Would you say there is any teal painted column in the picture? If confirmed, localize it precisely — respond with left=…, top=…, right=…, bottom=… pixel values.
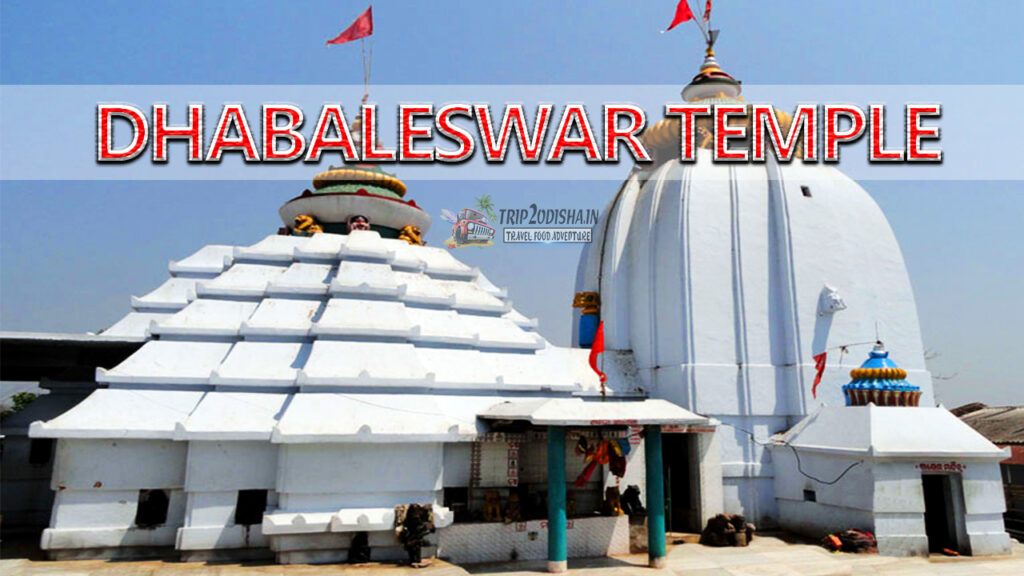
left=547, top=427, right=567, bottom=573
left=645, top=425, right=667, bottom=568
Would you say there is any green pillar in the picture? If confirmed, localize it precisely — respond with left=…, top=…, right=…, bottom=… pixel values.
left=547, top=427, right=567, bottom=573
left=645, top=425, right=667, bottom=568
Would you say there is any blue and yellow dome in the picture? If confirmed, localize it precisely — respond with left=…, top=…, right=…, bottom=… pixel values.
left=842, top=343, right=922, bottom=407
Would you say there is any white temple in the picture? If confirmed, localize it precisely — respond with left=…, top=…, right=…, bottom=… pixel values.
left=26, top=162, right=712, bottom=567
left=21, top=46, right=1013, bottom=565
left=574, top=116, right=934, bottom=525
left=571, top=48, right=1011, bottom=556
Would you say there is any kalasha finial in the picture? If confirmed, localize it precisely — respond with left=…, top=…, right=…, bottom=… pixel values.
left=681, top=35, right=741, bottom=102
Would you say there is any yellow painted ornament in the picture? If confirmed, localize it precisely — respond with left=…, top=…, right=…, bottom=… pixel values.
left=399, top=225, right=425, bottom=246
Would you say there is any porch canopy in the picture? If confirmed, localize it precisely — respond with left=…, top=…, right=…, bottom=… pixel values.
left=478, top=397, right=710, bottom=428
left=478, top=396, right=712, bottom=573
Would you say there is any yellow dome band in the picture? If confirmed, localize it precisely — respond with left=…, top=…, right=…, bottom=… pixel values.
left=849, top=367, right=907, bottom=380
left=312, top=168, right=408, bottom=197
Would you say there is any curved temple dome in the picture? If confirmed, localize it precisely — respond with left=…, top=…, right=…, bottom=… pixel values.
left=574, top=49, right=934, bottom=523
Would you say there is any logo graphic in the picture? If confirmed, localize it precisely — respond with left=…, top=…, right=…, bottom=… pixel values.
left=441, top=195, right=497, bottom=249
left=442, top=195, right=599, bottom=247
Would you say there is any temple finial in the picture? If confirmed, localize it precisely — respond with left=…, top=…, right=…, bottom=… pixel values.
left=706, top=29, right=720, bottom=54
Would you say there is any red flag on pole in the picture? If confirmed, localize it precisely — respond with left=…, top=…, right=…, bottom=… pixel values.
left=589, top=321, right=608, bottom=384
left=703, top=0, right=712, bottom=23
left=327, top=6, right=373, bottom=45
left=811, top=352, right=827, bottom=398
left=666, top=1, right=696, bottom=32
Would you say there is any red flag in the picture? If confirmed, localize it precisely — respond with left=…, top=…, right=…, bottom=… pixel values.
left=327, top=6, right=373, bottom=45
left=589, top=321, right=607, bottom=384
left=811, top=352, right=827, bottom=398
left=666, top=1, right=695, bottom=32
left=703, top=0, right=712, bottom=23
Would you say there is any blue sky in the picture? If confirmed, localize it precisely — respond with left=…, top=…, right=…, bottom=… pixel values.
left=2, top=1, right=1022, bottom=407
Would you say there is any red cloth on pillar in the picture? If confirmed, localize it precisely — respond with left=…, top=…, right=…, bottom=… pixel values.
left=812, top=352, right=827, bottom=398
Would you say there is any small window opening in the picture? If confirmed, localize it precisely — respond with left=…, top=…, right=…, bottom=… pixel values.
left=134, top=489, right=170, bottom=528
left=444, top=487, right=470, bottom=523
left=801, top=185, right=812, bottom=198
left=349, top=531, right=372, bottom=563
left=28, top=438, right=54, bottom=466
left=803, top=489, right=817, bottom=502
left=234, top=489, right=268, bottom=526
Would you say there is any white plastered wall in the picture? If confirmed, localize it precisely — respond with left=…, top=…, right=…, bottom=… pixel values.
left=176, top=440, right=279, bottom=551
left=772, top=450, right=1011, bottom=557
left=772, top=449, right=875, bottom=539
left=959, top=460, right=1012, bottom=556
left=275, top=443, right=443, bottom=511
left=42, top=438, right=188, bottom=551
left=266, top=442, right=444, bottom=563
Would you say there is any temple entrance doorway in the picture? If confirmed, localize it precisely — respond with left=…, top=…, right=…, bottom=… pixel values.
left=922, top=473, right=970, bottom=555
left=662, top=432, right=701, bottom=533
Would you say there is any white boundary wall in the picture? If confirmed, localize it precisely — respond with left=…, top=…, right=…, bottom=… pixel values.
left=438, top=516, right=628, bottom=564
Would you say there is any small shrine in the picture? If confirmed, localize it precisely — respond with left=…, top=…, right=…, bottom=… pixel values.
left=771, top=346, right=1008, bottom=556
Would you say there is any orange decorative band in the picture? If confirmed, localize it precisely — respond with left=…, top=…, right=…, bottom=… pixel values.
left=849, top=367, right=907, bottom=380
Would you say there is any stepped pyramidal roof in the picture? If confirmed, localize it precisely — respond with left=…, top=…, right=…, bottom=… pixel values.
left=33, top=230, right=608, bottom=443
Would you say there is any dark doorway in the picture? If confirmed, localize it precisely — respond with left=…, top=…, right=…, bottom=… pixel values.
left=663, top=433, right=700, bottom=532
left=922, top=474, right=967, bottom=554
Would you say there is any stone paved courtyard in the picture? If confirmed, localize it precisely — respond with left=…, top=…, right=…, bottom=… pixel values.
left=2, top=535, right=1023, bottom=576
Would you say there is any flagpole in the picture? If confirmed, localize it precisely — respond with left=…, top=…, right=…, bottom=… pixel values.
left=326, top=6, right=374, bottom=102
left=600, top=352, right=606, bottom=400
left=687, top=0, right=709, bottom=44
left=366, top=36, right=374, bottom=102
left=360, top=37, right=370, bottom=103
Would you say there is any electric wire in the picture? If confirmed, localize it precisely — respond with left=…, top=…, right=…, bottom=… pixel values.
left=721, top=421, right=864, bottom=486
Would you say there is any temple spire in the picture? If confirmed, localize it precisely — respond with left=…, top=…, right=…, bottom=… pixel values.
left=680, top=34, right=742, bottom=103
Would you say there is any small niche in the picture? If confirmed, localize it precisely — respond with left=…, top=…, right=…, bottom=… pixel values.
left=28, top=438, right=54, bottom=466
left=803, top=489, right=817, bottom=502
left=234, top=489, right=268, bottom=526
left=801, top=185, right=812, bottom=198
left=134, top=489, right=170, bottom=528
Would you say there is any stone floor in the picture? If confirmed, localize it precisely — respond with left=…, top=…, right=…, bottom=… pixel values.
left=2, top=535, right=1023, bottom=576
